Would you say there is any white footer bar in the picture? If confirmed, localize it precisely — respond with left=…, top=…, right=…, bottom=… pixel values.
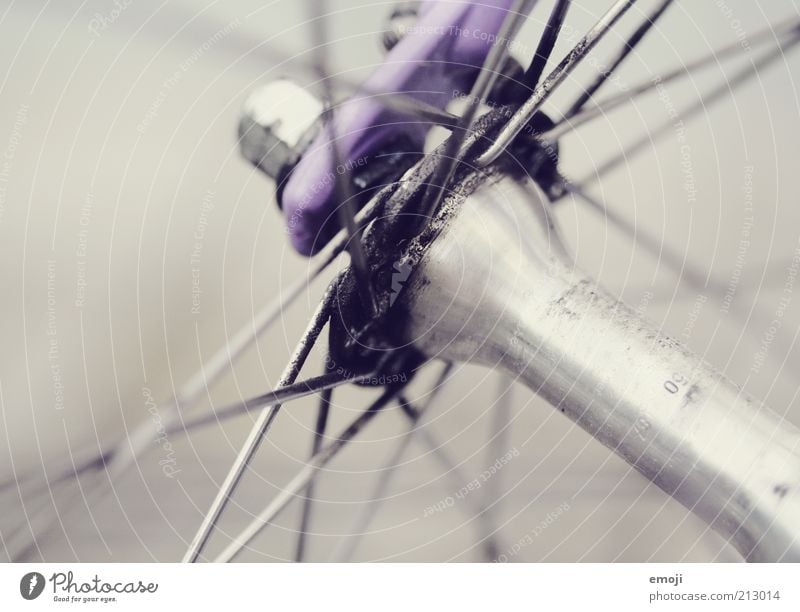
left=1, top=562, right=796, bottom=611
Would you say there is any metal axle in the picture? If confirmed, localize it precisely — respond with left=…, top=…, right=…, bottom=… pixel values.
left=397, top=173, right=800, bottom=561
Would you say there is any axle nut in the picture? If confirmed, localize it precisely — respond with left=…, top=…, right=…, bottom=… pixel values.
left=238, top=79, right=322, bottom=184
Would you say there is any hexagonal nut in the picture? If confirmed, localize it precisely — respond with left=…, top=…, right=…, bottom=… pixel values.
left=238, top=79, right=322, bottom=181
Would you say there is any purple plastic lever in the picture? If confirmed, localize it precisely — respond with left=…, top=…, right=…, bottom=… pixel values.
left=282, top=0, right=517, bottom=255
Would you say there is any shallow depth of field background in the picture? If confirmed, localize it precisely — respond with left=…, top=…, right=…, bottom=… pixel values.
left=1, top=0, right=799, bottom=561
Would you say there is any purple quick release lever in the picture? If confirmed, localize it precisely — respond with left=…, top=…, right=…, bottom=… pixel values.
left=281, top=0, right=518, bottom=256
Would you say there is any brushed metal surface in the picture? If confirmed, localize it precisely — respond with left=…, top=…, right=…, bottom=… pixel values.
left=400, top=173, right=800, bottom=561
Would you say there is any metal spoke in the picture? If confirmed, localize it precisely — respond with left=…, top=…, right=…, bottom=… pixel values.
left=484, top=373, right=513, bottom=519
left=190, top=3, right=462, bottom=131
left=340, top=86, right=460, bottom=131
left=310, top=0, right=379, bottom=317
left=4, top=186, right=390, bottom=539
left=397, top=401, right=505, bottom=561
left=554, top=35, right=800, bottom=383
left=8, top=433, right=124, bottom=562
left=294, top=385, right=332, bottom=562
left=13, top=254, right=345, bottom=502
left=329, top=406, right=418, bottom=562
left=477, top=0, right=640, bottom=167
left=570, top=31, right=800, bottom=189
left=4, top=268, right=343, bottom=561
left=330, top=362, right=453, bottom=562
left=4, top=109, right=409, bottom=562
left=182, top=291, right=333, bottom=563
left=523, top=0, right=571, bottom=91
left=547, top=16, right=800, bottom=141
left=214, top=385, right=404, bottom=563
left=168, top=370, right=369, bottom=437
left=115, top=270, right=326, bottom=472
left=12, top=260, right=366, bottom=562
left=4, top=478, right=76, bottom=561
left=563, top=189, right=791, bottom=376
left=560, top=180, right=800, bottom=374
left=172, top=267, right=330, bottom=412
left=0, top=447, right=106, bottom=501
left=420, top=0, right=537, bottom=224
left=11, top=475, right=117, bottom=562
left=561, top=180, right=718, bottom=294
left=566, top=0, right=673, bottom=117
left=13, top=0, right=798, bottom=567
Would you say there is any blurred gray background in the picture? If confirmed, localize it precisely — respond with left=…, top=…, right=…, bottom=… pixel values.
left=0, top=0, right=799, bottom=561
